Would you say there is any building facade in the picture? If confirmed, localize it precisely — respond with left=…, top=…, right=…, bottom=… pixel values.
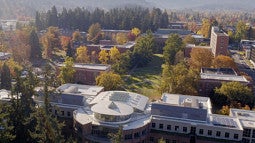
left=73, top=91, right=151, bottom=143
left=210, top=26, right=229, bottom=57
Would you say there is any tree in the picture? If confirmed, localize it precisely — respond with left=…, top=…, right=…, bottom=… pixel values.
left=212, top=55, right=237, bottom=70
left=160, top=63, right=199, bottom=95
left=215, top=82, right=254, bottom=108
left=158, top=138, right=166, bottom=143
left=189, top=48, right=213, bottom=70
left=198, top=19, right=211, bottom=38
left=87, top=23, right=102, bottom=44
left=76, top=46, right=90, bottom=63
left=29, top=29, right=42, bottom=62
left=108, top=126, right=123, bottom=143
left=218, top=105, right=230, bottom=115
left=235, top=21, right=247, bottom=42
left=66, top=40, right=74, bottom=58
left=30, top=65, right=64, bottom=143
left=112, top=50, right=132, bottom=74
left=0, top=103, right=15, bottom=143
left=109, top=46, right=121, bottom=64
left=132, top=31, right=155, bottom=67
left=131, top=27, right=141, bottom=37
left=1, top=63, right=11, bottom=90
left=41, top=27, right=61, bottom=59
left=163, top=34, right=184, bottom=65
left=98, top=50, right=109, bottom=64
left=115, top=33, right=128, bottom=45
left=72, top=31, right=82, bottom=42
left=58, top=57, right=75, bottom=84
left=96, top=72, right=123, bottom=91
left=183, top=35, right=196, bottom=44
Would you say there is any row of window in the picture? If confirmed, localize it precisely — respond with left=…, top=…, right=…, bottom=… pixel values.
left=149, top=137, right=180, bottom=143
left=49, top=109, right=71, bottom=117
left=242, top=138, right=255, bottom=143
left=124, top=129, right=147, bottom=140
left=243, top=128, right=255, bottom=138
left=151, top=122, right=239, bottom=139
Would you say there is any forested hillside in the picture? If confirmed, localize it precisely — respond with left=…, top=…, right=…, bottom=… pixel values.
left=0, top=0, right=254, bottom=19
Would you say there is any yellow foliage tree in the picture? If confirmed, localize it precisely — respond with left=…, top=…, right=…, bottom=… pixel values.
left=131, top=27, right=141, bottom=37
left=116, top=33, right=128, bottom=45
left=189, top=48, right=213, bottom=70
left=76, top=46, right=90, bottom=63
left=98, top=50, right=109, bottom=64
left=96, top=71, right=123, bottom=91
left=212, top=55, right=237, bottom=70
left=197, top=19, right=211, bottom=38
left=109, top=46, right=121, bottom=64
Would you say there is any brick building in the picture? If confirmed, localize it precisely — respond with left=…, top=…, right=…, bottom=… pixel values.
left=210, top=26, right=229, bottom=57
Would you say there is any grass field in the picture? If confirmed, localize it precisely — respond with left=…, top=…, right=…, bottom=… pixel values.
left=123, top=54, right=163, bottom=100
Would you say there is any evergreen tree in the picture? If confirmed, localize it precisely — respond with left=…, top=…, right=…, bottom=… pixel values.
left=58, top=57, right=75, bottom=84
left=1, top=63, right=11, bottom=90
left=66, top=40, right=74, bottom=58
left=29, top=29, right=42, bottom=62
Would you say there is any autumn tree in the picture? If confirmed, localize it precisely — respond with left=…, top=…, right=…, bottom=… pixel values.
left=212, top=55, right=237, bottom=70
left=76, top=46, right=90, bottom=63
left=29, top=29, right=42, bottom=62
left=189, top=48, right=213, bottom=70
left=160, top=63, right=199, bottom=95
left=58, top=57, right=75, bottom=84
left=87, top=23, right=102, bottom=44
left=108, top=126, right=123, bottom=143
left=1, top=63, right=11, bottom=90
left=215, top=82, right=254, bottom=108
left=198, top=19, right=211, bottom=38
left=163, top=34, right=184, bottom=65
left=72, top=31, right=82, bottom=42
left=41, top=27, right=61, bottom=59
left=183, top=35, right=196, bottom=44
left=115, top=33, right=128, bottom=45
left=132, top=31, right=154, bottom=67
left=61, top=36, right=71, bottom=50
left=131, top=27, right=141, bottom=37
left=112, top=50, right=132, bottom=74
left=109, top=46, right=121, bottom=64
left=90, top=51, right=98, bottom=64
left=96, top=72, right=123, bottom=91
left=98, top=50, right=109, bottom=64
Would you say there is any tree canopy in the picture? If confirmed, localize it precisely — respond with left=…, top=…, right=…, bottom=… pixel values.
left=96, top=72, right=123, bottom=91
left=189, top=48, right=213, bottom=70
left=58, top=57, right=75, bottom=84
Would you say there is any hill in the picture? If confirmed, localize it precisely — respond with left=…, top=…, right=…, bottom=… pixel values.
left=0, top=0, right=254, bottom=19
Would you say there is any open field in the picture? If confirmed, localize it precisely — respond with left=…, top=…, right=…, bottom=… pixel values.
left=123, top=54, right=163, bottom=100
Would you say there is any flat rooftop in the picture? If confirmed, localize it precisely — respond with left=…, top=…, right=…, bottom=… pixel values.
left=209, top=114, right=243, bottom=130
left=0, top=89, right=11, bottom=101
left=230, top=109, right=255, bottom=128
left=57, top=63, right=111, bottom=71
left=200, top=68, right=248, bottom=82
left=161, top=93, right=212, bottom=110
left=57, top=83, right=104, bottom=96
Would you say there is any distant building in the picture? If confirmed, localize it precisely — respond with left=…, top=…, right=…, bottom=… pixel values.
left=0, top=20, right=17, bottom=31
left=150, top=93, right=243, bottom=143
left=56, top=63, right=111, bottom=85
left=102, top=29, right=130, bottom=40
left=210, top=26, right=229, bottom=57
left=73, top=91, right=151, bottom=143
left=250, top=45, right=255, bottom=65
left=240, top=40, right=255, bottom=50
left=168, top=22, right=186, bottom=29
left=198, top=68, right=250, bottom=96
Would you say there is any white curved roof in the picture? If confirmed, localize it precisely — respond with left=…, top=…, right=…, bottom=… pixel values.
left=91, top=101, right=133, bottom=116
left=89, top=91, right=149, bottom=111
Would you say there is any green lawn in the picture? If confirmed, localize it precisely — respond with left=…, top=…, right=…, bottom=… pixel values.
left=123, top=54, right=163, bottom=100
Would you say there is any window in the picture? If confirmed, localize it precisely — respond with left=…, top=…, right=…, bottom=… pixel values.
left=172, top=140, right=176, bottom=143
left=67, top=111, right=71, bottom=117
left=152, top=123, right=156, bottom=128
left=225, top=132, right=229, bottom=138
left=125, top=134, right=132, bottom=140
left=149, top=137, right=154, bottom=142
left=243, top=129, right=251, bottom=137
left=242, top=138, right=250, bottom=143
left=159, top=124, right=163, bottom=129
left=234, top=134, right=239, bottom=139
left=167, top=125, right=171, bottom=130
left=190, top=127, right=196, bottom=134
left=199, top=129, right=203, bottom=135
left=165, top=139, right=170, bottom=143
left=55, top=110, right=57, bottom=115
left=175, top=126, right=179, bottom=131
left=216, top=131, right=221, bottom=137
left=142, top=129, right=146, bottom=136
left=183, top=127, right=187, bottom=132
left=252, top=129, right=255, bottom=138
left=61, top=111, right=64, bottom=116
left=134, top=132, right=140, bottom=138
left=208, top=130, right=212, bottom=136
left=251, top=139, right=255, bottom=143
